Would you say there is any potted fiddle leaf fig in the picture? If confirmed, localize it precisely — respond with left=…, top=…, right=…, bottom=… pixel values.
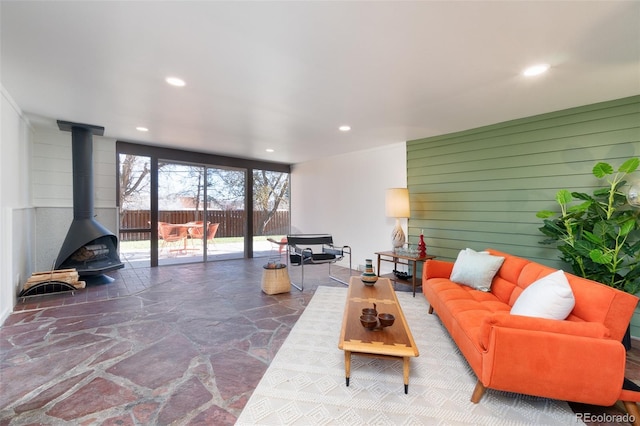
left=536, top=158, right=640, bottom=296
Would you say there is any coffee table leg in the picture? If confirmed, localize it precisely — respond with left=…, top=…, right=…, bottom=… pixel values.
left=344, top=351, right=351, bottom=386
left=403, top=357, right=410, bottom=394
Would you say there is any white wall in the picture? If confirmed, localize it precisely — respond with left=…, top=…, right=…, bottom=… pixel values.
left=32, top=127, right=117, bottom=208
left=291, top=142, right=407, bottom=275
left=1, top=86, right=34, bottom=324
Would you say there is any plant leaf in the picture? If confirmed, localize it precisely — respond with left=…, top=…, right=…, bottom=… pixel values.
left=571, top=192, right=593, bottom=201
left=620, top=218, right=637, bottom=236
left=568, top=201, right=591, bottom=213
left=536, top=210, right=556, bottom=219
left=593, top=188, right=611, bottom=197
left=592, top=221, right=611, bottom=240
left=556, top=189, right=572, bottom=205
left=583, top=230, right=603, bottom=245
left=590, top=249, right=613, bottom=264
left=593, top=162, right=614, bottom=178
left=619, top=158, right=640, bottom=174
left=538, top=220, right=568, bottom=238
left=575, top=239, right=595, bottom=257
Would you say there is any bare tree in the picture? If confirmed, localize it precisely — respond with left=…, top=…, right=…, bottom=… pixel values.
left=119, top=154, right=150, bottom=210
left=253, top=170, right=289, bottom=235
left=206, top=168, right=245, bottom=209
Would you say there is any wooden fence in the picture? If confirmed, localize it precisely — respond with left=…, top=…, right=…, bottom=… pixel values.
left=120, top=210, right=290, bottom=241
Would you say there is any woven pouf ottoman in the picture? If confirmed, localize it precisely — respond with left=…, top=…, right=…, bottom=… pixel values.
left=261, top=263, right=291, bottom=295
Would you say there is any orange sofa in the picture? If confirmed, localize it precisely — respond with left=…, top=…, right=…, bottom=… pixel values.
left=422, top=248, right=639, bottom=413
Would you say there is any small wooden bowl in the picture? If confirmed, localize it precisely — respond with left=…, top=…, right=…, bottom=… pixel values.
left=378, top=313, right=395, bottom=327
left=360, top=314, right=378, bottom=329
left=362, top=308, right=377, bottom=316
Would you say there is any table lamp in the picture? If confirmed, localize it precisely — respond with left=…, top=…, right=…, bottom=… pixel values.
left=385, top=188, right=410, bottom=249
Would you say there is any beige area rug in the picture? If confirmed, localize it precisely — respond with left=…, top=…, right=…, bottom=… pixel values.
left=236, top=286, right=583, bottom=425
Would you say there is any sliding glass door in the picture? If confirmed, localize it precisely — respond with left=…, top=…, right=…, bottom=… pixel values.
left=157, top=161, right=207, bottom=265
left=118, top=154, right=151, bottom=268
left=252, top=169, right=290, bottom=259
left=117, top=141, right=290, bottom=267
left=205, top=166, right=246, bottom=261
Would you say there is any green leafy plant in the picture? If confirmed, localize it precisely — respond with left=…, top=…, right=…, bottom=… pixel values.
left=536, top=158, right=640, bottom=294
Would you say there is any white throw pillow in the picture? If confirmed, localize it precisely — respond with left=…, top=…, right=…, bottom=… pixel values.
left=510, top=270, right=575, bottom=320
left=450, top=248, right=505, bottom=292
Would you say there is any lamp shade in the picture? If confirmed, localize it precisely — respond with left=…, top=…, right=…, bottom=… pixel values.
left=385, top=188, right=410, bottom=218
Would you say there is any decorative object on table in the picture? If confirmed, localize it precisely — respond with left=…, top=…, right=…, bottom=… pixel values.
left=393, top=270, right=413, bottom=280
left=536, top=158, right=640, bottom=295
left=378, top=312, right=395, bottom=327
left=385, top=187, right=410, bottom=249
left=362, top=303, right=377, bottom=316
left=376, top=250, right=436, bottom=297
left=359, top=312, right=395, bottom=330
left=360, top=258, right=378, bottom=285
left=418, top=229, right=427, bottom=257
left=359, top=314, right=378, bottom=329
left=394, top=245, right=418, bottom=256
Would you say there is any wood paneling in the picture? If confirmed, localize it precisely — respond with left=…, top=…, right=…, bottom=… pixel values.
left=407, top=95, right=640, bottom=334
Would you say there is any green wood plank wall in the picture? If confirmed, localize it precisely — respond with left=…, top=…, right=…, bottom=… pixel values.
left=406, top=95, right=640, bottom=335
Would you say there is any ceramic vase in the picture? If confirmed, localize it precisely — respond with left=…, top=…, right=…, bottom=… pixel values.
left=361, top=259, right=378, bottom=286
left=418, top=233, right=427, bottom=257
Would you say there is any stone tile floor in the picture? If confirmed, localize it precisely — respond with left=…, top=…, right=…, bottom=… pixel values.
left=1, top=259, right=639, bottom=425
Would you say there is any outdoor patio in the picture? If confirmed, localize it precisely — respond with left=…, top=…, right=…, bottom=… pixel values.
left=119, top=236, right=284, bottom=268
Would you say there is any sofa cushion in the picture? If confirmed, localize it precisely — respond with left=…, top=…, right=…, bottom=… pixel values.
left=425, top=279, right=510, bottom=357
left=486, top=249, right=531, bottom=305
left=424, top=259, right=454, bottom=279
left=450, top=248, right=505, bottom=292
left=511, top=270, right=575, bottom=320
left=479, top=312, right=611, bottom=350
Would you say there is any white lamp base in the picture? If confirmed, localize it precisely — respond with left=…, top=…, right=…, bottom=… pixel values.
left=391, top=219, right=406, bottom=248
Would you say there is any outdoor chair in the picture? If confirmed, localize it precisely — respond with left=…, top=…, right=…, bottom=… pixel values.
left=158, top=222, right=189, bottom=253
left=188, top=222, right=219, bottom=249
left=286, top=234, right=352, bottom=291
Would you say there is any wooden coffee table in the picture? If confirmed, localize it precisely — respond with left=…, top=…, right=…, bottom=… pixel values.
left=338, top=276, right=419, bottom=393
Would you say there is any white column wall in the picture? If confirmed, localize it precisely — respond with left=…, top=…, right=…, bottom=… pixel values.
left=31, top=127, right=117, bottom=208
left=291, top=142, right=407, bottom=275
left=1, top=87, right=34, bottom=323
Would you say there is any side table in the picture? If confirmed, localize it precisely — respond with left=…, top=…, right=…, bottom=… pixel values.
left=375, top=251, right=436, bottom=297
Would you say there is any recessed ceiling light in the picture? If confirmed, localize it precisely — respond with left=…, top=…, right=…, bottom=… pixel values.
left=136, top=126, right=149, bottom=132
left=165, top=76, right=186, bottom=87
left=339, top=125, right=351, bottom=132
left=265, top=148, right=275, bottom=153
left=522, top=64, right=550, bottom=77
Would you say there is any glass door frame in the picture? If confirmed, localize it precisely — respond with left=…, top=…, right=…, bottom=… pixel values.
left=117, top=141, right=291, bottom=267
left=156, top=160, right=210, bottom=265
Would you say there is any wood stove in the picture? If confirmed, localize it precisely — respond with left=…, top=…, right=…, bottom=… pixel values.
left=54, top=120, right=124, bottom=277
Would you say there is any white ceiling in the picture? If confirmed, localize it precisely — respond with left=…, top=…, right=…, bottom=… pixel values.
left=1, top=1, right=639, bottom=164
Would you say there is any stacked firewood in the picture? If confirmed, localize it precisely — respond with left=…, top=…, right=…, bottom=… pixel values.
left=24, top=269, right=86, bottom=291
